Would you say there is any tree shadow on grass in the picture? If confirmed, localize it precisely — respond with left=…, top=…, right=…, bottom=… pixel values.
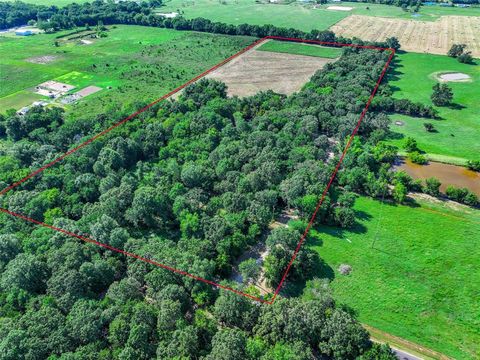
left=280, top=256, right=335, bottom=298
left=385, top=131, right=404, bottom=141
left=447, top=102, right=466, bottom=111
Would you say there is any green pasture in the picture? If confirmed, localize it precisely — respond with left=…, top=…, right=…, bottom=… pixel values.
left=0, top=91, right=46, bottom=113
left=257, top=40, right=343, bottom=58
left=159, top=0, right=480, bottom=32
left=386, top=52, right=480, bottom=163
left=160, top=0, right=347, bottom=31
left=0, top=25, right=254, bottom=114
left=304, top=196, right=480, bottom=359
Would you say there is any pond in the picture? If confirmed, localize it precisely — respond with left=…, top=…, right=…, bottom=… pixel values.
left=395, top=158, right=480, bottom=196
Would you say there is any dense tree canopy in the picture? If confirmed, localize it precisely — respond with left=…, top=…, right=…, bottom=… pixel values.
left=0, top=18, right=409, bottom=357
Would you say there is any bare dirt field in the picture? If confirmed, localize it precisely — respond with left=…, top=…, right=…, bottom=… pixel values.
left=204, top=49, right=335, bottom=97
left=331, top=15, right=480, bottom=57
left=327, top=6, right=353, bottom=11
left=76, top=85, right=102, bottom=97
left=26, top=55, right=60, bottom=64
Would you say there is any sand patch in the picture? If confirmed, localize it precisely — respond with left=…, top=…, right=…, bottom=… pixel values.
left=437, top=72, right=471, bottom=82
left=327, top=6, right=353, bottom=11
left=26, top=55, right=60, bottom=64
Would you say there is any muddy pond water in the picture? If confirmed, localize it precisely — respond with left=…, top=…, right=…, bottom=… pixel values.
left=395, top=158, right=480, bottom=196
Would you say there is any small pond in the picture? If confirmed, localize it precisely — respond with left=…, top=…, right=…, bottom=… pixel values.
left=395, top=158, right=480, bottom=196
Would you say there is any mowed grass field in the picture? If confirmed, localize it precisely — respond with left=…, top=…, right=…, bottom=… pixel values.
left=0, top=25, right=254, bottom=114
left=386, top=52, right=480, bottom=163
left=159, top=0, right=480, bottom=32
left=306, top=196, right=480, bottom=359
left=257, top=40, right=343, bottom=58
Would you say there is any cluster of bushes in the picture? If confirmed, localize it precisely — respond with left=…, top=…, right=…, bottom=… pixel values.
left=466, top=160, right=480, bottom=172
left=372, top=96, right=438, bottom=118
left=393, top=171, right=478, bottom=207
left=445, top=186, right=479, bottom=207
left=447, top=43, right=474, bottom=64
left=402, top=137, right=427, bottom=164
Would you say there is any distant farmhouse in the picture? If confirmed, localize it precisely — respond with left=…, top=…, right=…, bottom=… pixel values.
left=15, top=29, right=33, bottom=36
left=157, top=12, right=179, bottom=18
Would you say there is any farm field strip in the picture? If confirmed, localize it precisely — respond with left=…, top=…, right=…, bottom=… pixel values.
left=256, top=40, right=343, bottom=58
left=0, top=36, right=395, bottom=304
left=331, top=15, right=480, bottom=57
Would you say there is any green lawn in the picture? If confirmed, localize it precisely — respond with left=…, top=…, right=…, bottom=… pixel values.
left=159, top=0, right=480, bottom=32
left=257, top=40, right=343, bottom=58
left=386, top=52, right=480, bottom=163
left=305, top=196, right=480, bottom=359
left=159, top=0, right=348, bottom=31
left=0, top=91, right=47, bottom=112
left=0, top=25, right=254, bottom=114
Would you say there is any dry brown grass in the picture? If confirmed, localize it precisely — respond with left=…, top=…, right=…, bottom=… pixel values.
left=204, top=49, right=335, bottom=97
left=331, top=15, right=480, bottom=57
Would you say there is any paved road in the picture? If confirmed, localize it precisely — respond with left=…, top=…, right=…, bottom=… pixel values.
left=393, top=347, right=422, bottom=360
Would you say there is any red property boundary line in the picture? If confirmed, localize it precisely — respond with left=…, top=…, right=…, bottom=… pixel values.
left=0, top=36, right=395, bottom=304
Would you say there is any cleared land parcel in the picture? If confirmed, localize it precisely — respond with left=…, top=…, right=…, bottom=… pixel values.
left=205, top=45, right=336, bottom=97
left=331, top=15, right=480, bottom=57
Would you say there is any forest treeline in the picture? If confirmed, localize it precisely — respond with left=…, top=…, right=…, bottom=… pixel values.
left=0, top=45, right=404, bottom=359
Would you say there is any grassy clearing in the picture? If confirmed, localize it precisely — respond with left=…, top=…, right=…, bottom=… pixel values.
left=0, top=25, right=254, bottom=114
left=386, top=52, right=480, bottom=162
left=0, top=91, right=47, bottom=112
left=160, top=0, right=348, bottom=31
left=304, top=196, right=480, bottom=359
left=159, top=0, right=480, bottom=31
left=257, top=40, right=343, bottom=58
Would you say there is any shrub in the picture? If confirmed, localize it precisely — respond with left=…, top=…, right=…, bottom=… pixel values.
left=446, top=185, right=478, bottom=207
left=447, top=43, right=466, bottom=57
left=393, top=182, right=408, bottom=203
left=403, top=137, right=418, bottom=153
left=423, top=177, right=441, bottom=197
left=466, top=160, right=480, bottom=172
left=431, top=83, right=453, bottom=107
left=423, top=122, right=435, bottom=132
left=409, top=151, right=427, bottom=165
left=338, top=264, right=352, bottom=275
left=458, top=52, right=473, bottom=64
